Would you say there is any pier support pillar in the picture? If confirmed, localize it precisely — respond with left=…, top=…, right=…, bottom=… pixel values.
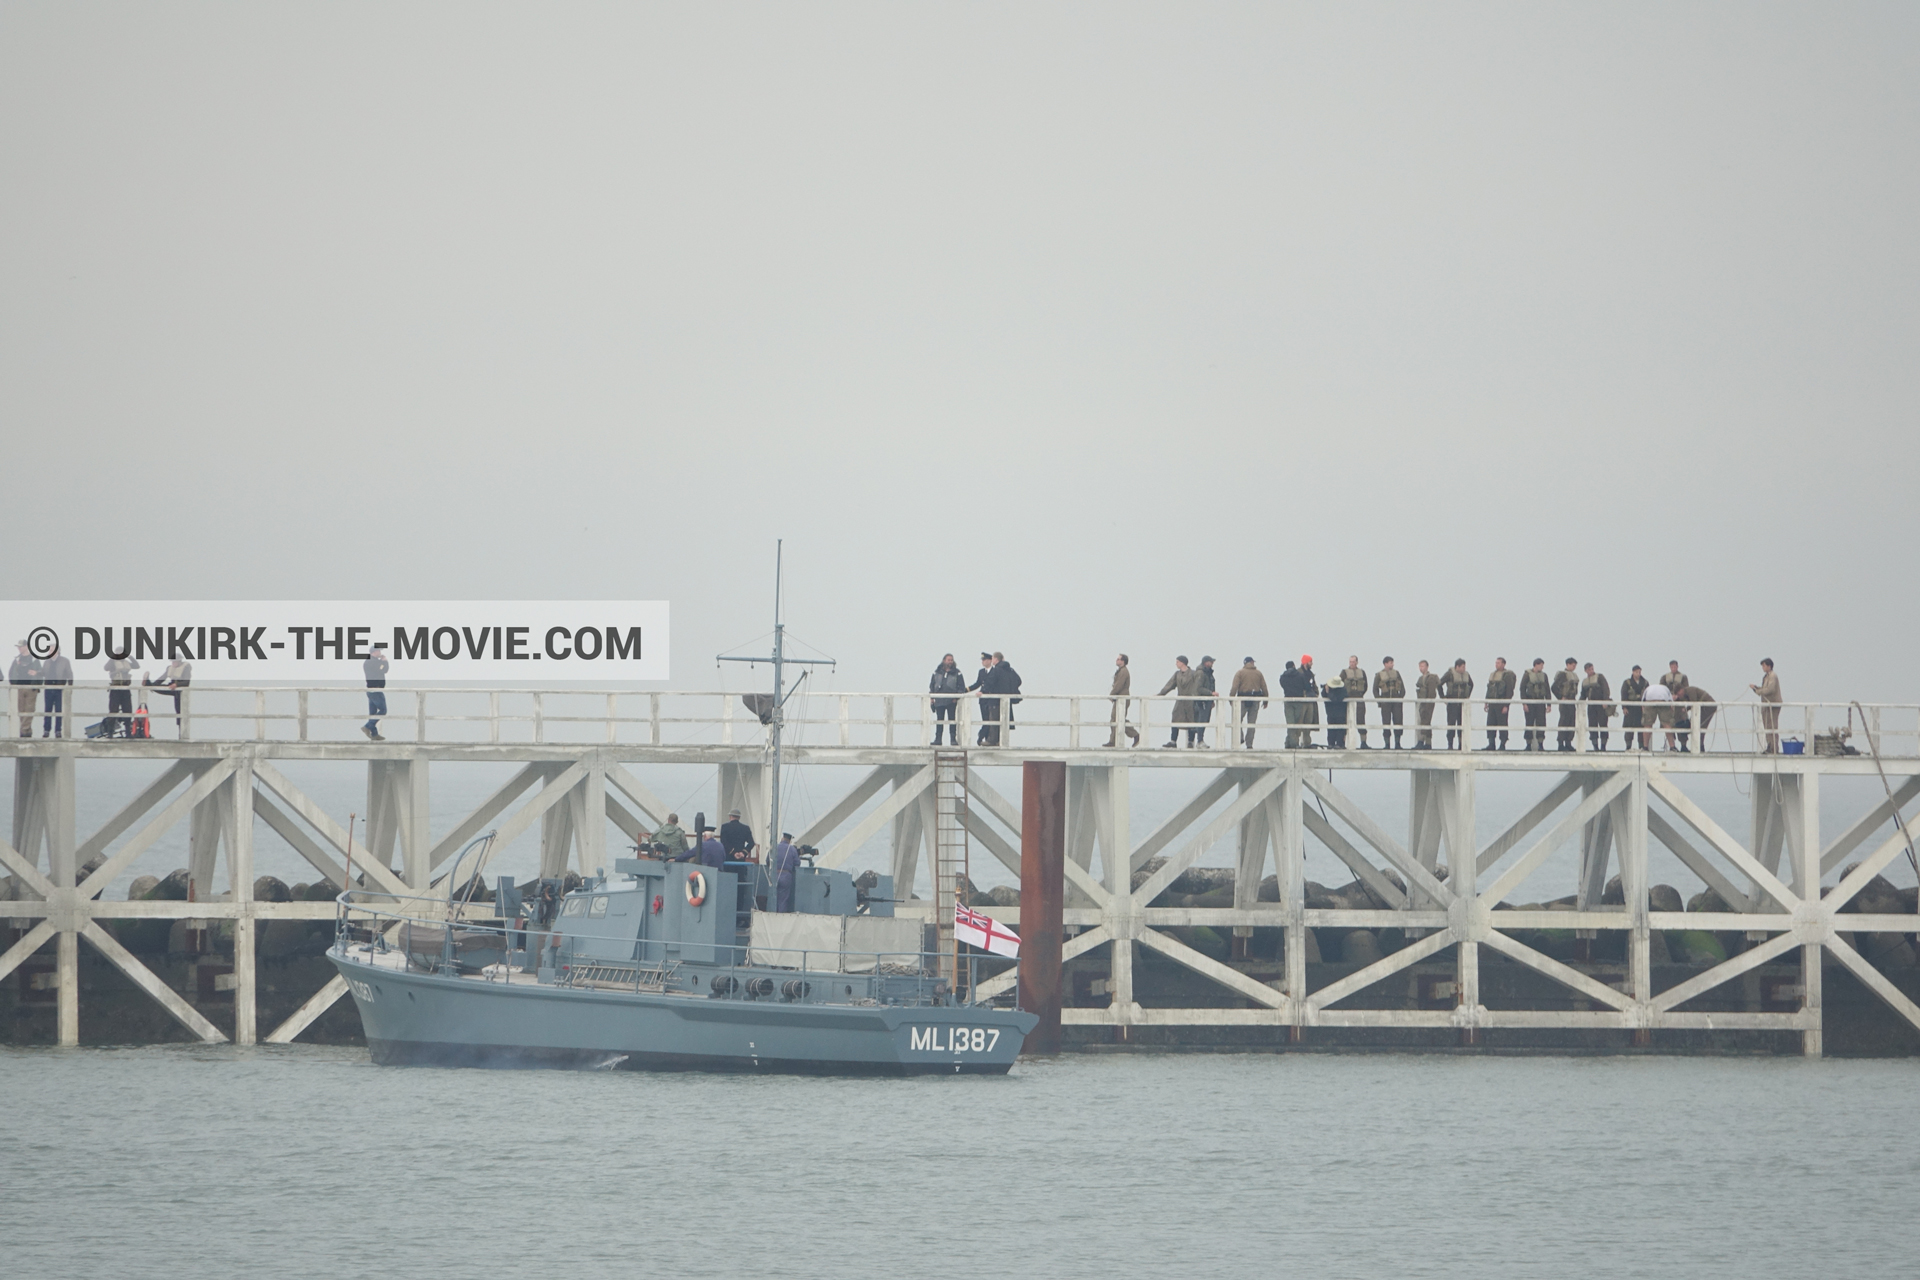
left=367, top=757, right=432, bottom=887
left=1232, top=771, right=1271, bottom=959
left=1279, top=769, right=1306, bottom=1037
left=1622, top=767, right=1651, bottom=1047
left=230, top=754, right=257, bottom=1046
left=1105, top=764, right=1133, bottom=1033
left=1791, top=771, right=1823, bottom=1058
left=1443, top=766, right=1478, bottom=1039
left=1019, top=761, right=1065, bottom=1055
left=15, top=758, right=80, bottom=1045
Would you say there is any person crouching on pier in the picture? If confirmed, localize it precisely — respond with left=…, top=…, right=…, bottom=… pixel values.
left=1641, top=678, right=1674, bottom=749
left=1673, top=684, right=1717, bottom=752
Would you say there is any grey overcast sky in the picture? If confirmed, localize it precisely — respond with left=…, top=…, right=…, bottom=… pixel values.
left=3, top=3, right=1916, bottom=704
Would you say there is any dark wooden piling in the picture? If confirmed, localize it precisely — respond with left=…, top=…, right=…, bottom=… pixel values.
left=1019, top=760, right=1065, bottom=1055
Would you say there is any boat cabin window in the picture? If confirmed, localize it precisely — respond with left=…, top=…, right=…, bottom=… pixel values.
left=561, top=897, right=586, bottom=918
left=589, top=896, right=609, bottom=918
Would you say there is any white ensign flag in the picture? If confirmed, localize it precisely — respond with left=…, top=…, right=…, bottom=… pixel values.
left=955, top=904, right=1020, bottom=959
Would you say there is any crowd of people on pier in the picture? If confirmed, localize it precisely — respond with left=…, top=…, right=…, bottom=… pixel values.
left=934, top=653, right=1787, bottom=754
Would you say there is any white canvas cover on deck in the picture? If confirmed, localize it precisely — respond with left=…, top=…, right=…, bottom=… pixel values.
left=749, top=912, right=842, bottom=968
left=749, top=913, right=925, bottom=972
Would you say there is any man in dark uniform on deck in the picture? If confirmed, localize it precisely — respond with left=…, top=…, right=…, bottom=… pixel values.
left=720, top=809, right=758, bottom=861
left=771, top=833, right=800, bottom=911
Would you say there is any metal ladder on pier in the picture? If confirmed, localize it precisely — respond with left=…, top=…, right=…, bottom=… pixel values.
left=932, top=750, right=971, bottom=993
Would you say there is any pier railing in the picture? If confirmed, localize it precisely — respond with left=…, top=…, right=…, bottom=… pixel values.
left=12, top=684, right=1915, bottom=757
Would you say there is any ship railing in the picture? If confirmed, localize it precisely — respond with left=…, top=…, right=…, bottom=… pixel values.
left=333, top=889, right=1017, bottom=1008
left=15, top=683, right=1915, bottom=758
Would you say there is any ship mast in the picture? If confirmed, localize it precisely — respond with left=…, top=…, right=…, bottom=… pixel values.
left=717, top=540, right=834, bottom=856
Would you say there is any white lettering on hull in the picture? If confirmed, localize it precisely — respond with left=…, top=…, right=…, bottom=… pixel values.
left=908, top=1026, right=1000, bottom=1053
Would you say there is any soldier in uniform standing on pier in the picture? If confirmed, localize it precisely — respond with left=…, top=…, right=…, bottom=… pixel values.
left=1340, top=656, right=1370, bottom=747
left=1581, top=663, right=1614, bottom=751
left=1373, top=657, right=1405, bottom=749
left=1439, top=658, right=1473, bottom=750
left=1413, top=659, right=1439, bottom=749
left=1518, top=659, right=1551, bottom=750
left=1660, top=660, right=1689, bottom=699
left=1483, top=657, right=1515, bottom=751
left=1551, top=657, right=1580, bottom=751
left=1620, top=665, right=1650, bottom=750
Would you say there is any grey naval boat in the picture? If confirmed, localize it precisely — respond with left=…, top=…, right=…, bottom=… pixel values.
left=330, top=855, right=1035, bottom=1075
left=333, top=543, right=1033, bottom=1074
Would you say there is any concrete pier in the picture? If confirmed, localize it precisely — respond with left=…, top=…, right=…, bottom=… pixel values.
left=3, top=686, right=1918, bottom=1054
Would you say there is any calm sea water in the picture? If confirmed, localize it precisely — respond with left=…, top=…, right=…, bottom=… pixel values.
left=4, top=1046, right=1914, bottom=1279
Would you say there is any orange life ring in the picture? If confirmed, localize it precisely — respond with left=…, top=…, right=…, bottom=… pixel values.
left=685, top=871, right=707, bottom=907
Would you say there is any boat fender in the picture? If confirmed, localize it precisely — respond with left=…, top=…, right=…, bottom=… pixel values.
left=685, top=871, right=707, bottom=907
left=652, top=894, right=664, bottom=915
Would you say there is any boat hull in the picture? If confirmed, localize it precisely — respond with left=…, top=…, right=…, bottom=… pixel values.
left=333, top=951, right=1036, bottom=1076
